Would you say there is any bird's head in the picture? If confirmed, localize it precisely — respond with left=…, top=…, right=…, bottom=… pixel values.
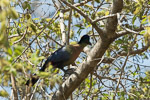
left=78, top=35, right=91, bottom=46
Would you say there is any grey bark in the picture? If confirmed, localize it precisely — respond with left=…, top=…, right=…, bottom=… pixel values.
left=52, top=0, right=123, bottom=99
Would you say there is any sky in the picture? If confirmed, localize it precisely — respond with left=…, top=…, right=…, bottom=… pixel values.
left=0, top=0, right=150, bottom=99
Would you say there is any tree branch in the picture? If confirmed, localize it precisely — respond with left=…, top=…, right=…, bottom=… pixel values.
left=104, top=0, right=123, bottom=39
left=101, top=38, right=150, bottom=64
left=52, top=0, right=123, bottom=99
left=116, top=15, right=144, bottom=38
left=119, top=43, right=150, bottom=56
left=93, top=14, right=117, bottom=24
left=11, top=74, right=18, bottom=100
left=60, top=0, right=104, bottom=37
left=63, top=0, right=93, bottom=13
left=52, top=36, right=112, bottom=100
left=12, top=8, right=59, bottom=64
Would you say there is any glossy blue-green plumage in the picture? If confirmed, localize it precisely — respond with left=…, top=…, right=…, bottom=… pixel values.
left=26, top=35, right=91, bottom=86
left=40, top=46, right=71, bottom=71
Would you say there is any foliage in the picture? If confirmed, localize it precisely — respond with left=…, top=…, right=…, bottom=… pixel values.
left=0, top=0, right=150, bottom=99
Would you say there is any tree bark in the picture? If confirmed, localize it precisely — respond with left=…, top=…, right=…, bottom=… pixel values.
left=52, top=0, right=123, bottom=99
left=11, top=74, right=18, bottom=100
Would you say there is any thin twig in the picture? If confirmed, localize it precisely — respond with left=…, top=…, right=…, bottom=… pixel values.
left=29, top=80, right=40, bottom=100
left=63, top=0, right=92, bottom=12
left=113, top=54, right=129, bottom=100
left=12, top=8, right=60, bottom=64
left=60, top=0, right=104, bottom=36
left=40, top=86, right=51, bottom=97
left=45, top=33, right=62, bottom=46
left=93, top=14, right=117, bottom=23
left=13, top=30, right=27, bottom=45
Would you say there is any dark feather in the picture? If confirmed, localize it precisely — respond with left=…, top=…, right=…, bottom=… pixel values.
left=26, top=35, right=91, bottom=86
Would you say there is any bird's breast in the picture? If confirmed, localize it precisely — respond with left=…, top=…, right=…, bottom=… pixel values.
left=69, top=46, right=83, bottom=64
left=62, top=44, right=84, bottom=66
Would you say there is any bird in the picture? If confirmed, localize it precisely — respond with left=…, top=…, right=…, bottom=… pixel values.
left=26, top=35, right=91, bottom=86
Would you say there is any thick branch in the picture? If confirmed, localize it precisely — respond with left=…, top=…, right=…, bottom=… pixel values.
left=105, top=0, right=123, bottom=38
left=52, top=0, right=123, bottom=99
left=52, top=36, right=112, bottom=100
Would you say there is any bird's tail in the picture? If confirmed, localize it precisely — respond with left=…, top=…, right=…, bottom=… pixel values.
left=26, top=75, right=39, bottom=86
left=26, top=60, right=51, bottom=86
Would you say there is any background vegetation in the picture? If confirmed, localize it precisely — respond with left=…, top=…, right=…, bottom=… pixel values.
left=0, top=0, right=150, bottom=100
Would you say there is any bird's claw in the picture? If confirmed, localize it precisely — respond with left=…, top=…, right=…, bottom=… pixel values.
left=63, top=68, right=76, bottom=80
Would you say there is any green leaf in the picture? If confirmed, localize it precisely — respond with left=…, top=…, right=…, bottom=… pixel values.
left=10, top=67, right=17, bottom=76
left=1, top=0, right=10, bottom=6
left=33, top=18, right=40, bottom=20
left=10, top=8, right=19, bottom=19
left=95, top=0, right=100, bottom=3
left=7, top=48, right=13, bottom=55
left=105, top=11, right=109, bottom=16
left=14, top=45, right=23, bottom=56
left=141, top=17, right=148, bottom=24
left=22, top=1, right=28, bottom=10
left=75, top=24, right=81, bottom=28
left=22, top=1, right=31, bottom=10
left=39, top=72, right=50, bottom=78
left=105, top=0, right=110, bottom=2
left=115, top=39, right=123, bottom=44
left=74, top=13, right=80, bottom=18
left=26, top=14, right=31, bottom=20
left=140, top=30, right=145, bottom=35
left=30, top=23, right=36, bottom=32
left=0, top=90, right=9, bottom=97
left=106, top=50, right=110, bottom=57
left=134, top=6, right=141, bottom=15
left=86, top=24, right=91, bottom=28
left=132, top=16, right=136, bottom=24
left=85, top=78, right=90, bottom=83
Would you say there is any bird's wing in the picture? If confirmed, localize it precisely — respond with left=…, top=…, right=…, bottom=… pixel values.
left=47, top=46, right=71, bottom=64
left=40, top=45, right=71, bottom=71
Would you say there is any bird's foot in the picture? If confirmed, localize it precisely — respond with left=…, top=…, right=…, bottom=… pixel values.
left=63, top=68, right=76, bottom=80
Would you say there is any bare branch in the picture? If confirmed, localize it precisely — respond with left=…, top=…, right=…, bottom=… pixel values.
left=8, top=33, right=23, bottom=39
left=13, top=30, right=27, bottom=45
left=52, top=0, right=123, bottom=99
left=11, top=74, right=18, bottom=100
left=67, top=2, right=73, bottom=45
left=63, top=0, right=92, bottom=12
left=114, top=54, right=129, bottom=99
left=12, top=8, right=59, bottom=64
left=119, top=41, right=150, bottom=56
left=61, top=0, right=92, bottom=23
left=93, top=14, right=117, bottom=24
left=116, top=14, right=144, bottom=38
left=104, top=0, right=123, bottom=38
left=101, top=40, right=150, bottom=64
left=143, top=5, right=150, bottom=8
left=45, top=33, right=62, bottom=46
left=60, top=0, right=104, bottom=37
left=60, top=9, right=67, bottom=45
